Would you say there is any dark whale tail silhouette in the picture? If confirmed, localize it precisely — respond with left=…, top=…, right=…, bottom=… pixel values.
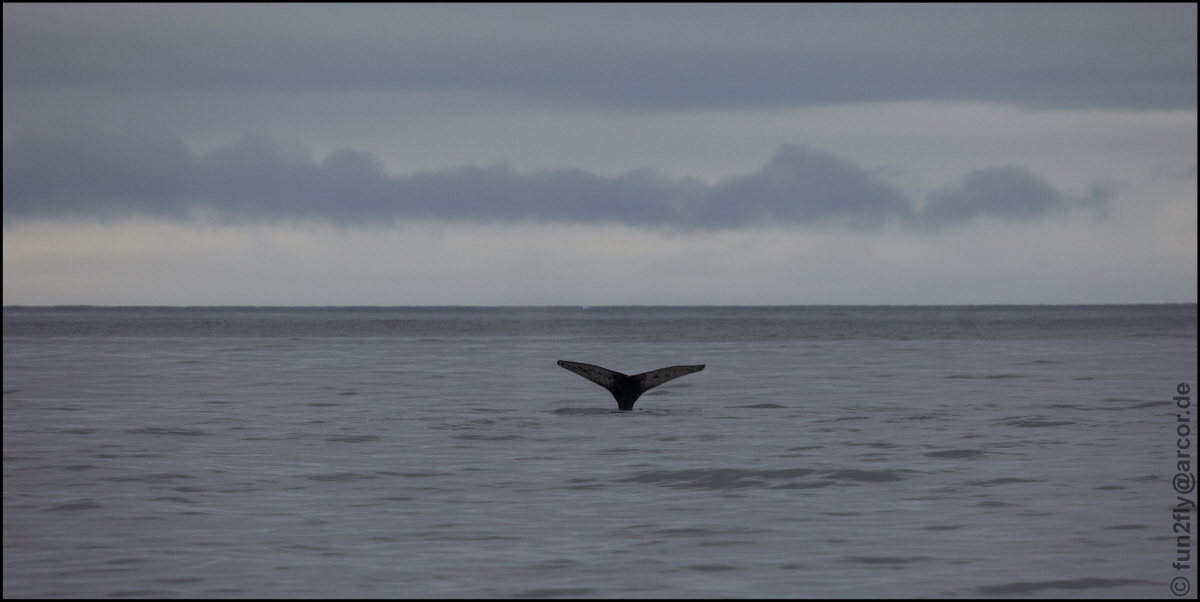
left=557, top=360, right=705, bottom=411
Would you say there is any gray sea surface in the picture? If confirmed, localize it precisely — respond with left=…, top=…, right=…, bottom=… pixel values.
left=3, top=305, right=1197, bottom=598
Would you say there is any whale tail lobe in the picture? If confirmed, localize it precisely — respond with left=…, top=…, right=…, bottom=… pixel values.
left=557, top=360, right=704, bottom=411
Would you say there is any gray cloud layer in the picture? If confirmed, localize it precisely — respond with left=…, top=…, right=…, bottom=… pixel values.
left=4, top=4, right=1195, bottom=111
left=3, top=125, right=1108, bottom=230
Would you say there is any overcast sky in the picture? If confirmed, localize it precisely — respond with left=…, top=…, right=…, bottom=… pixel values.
left=3, top=4, right=1196, bottom=305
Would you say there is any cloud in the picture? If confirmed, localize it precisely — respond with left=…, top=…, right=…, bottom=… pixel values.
left=3, top=4, right=1195, bottom=111
left=696, top=145, right=915, bottom=229
left=3, top=125, right=1110, bottom=230
left=919, top=166, right=1114, bottom=229
left=2, top=123, right=194, bottom=218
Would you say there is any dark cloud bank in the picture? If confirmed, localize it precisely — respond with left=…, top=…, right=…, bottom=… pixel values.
left=3, top=126, right=1110, bottom=231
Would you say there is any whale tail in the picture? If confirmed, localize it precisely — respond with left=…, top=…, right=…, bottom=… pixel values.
left=557, top=360, right=705, bottom=411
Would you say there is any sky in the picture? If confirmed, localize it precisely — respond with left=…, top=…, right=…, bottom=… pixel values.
left=3, top=4, right=1196, bottom=305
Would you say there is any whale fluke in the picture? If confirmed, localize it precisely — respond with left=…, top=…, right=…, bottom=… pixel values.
left=557, top=360, right=705, bottom=411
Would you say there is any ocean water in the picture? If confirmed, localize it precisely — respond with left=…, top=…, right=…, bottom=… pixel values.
left=3, top=305, right=1197, bottom=598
